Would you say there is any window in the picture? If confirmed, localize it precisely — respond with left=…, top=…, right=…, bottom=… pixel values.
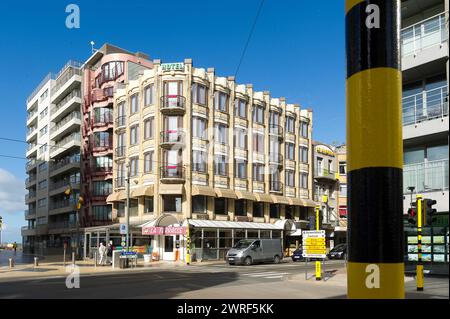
left=40, top=107, right=48, bottom=119
left=192, top=83, right=207, bottom=105
left=252, top=104, right=265, bottom=124
left=214, top=91, right=228, bottom=112
left=39, top=125, right=48, bottom=137
left=130, top=157, right=139, bottom=177
left=300, top=122, right=309, bottom=138
left=234, top=128, right=247, bottom=149
left=94, top=107, right=112, bottom=124
left=192, top=196, right=207, bottom=214
left=286, top=143, right=295, bottom=161
left=129, top=199, right=139, bottom=217
left=214, top=155, right=228, bottom=176
left=130, top=94, right=139, bottom=114
left=234, top=159, right=247, bottom=179
left=39, top=143, right=47, bottom=156
left=38, top=162, right=47, bottom=172
left=94, top=132, right=111, bottom=148
left=215, top=198, right=228, bottom=215
left=286, top=117, right=295, bottom=133
left=192, top=117, right=207, bottom=140
left=270, top=204, right=280, bottom=218
left=92, top=205, right=112, bottom=221
left=234, top=99, right=247, bottom=118
left=253, top=133, right=264, bottom=154
left=144, top=117, right=154, bottom=139
left=144, top=197, right=154, bottom=214
left=38, top=198, right=47, bottom=208
left=93, top=181, right=112, bottom=196
left=193, top=150, right=207, bottom=173
left=117, top=162, right=125, bottom=186
left=117, top=101, right=126, bottom=126
left=94, top=156, right=112, bottom=171
left=116, top=202, right=125, bottom=217
left=40, top=89, right=48, bottom=101
left=215, top=123, right=228, bottom=144
left=163, top=195, right=182, bottom=213
left=38, top=180, right=47, bottom=190
left=340, top=184, right=347, bottom=197
left=286, top=170, right=295, bottom=187
left=339, top=162, right=347, bottom=175
left=299, top=146, right=309, bottom=163
left=300, top=173, right=308, bottom=189
left=144, top=84, right=155, bottom=106
left=253, top=202, right=264, bottom=217
left=235, top=199, right=247, bottom=216
left=253, top=163, right=264, bottom=182
left=130, top=125, right=139, bottom=145
left=144, top=151, right=154, bottom=173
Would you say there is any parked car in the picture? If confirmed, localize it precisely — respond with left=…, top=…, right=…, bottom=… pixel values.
left=291, top=247, right=304, bottom=262
left=227, top=239, right=283, bottom=266
left=327, top=243, right=347, bottom=260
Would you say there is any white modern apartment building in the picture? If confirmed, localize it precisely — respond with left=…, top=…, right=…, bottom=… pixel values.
left=23, top=61, right=83, bottom=254
left=401, top=0, right=449, bottom=225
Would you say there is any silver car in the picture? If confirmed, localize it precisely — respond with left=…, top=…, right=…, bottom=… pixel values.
left=226, top=239, right=283, bottom=266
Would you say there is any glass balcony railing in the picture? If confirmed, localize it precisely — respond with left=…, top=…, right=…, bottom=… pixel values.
left=50, top=153, right=80, bottom=172
left=402, top=86, right=448, bottom=126
left=403, top=159, right=449, bottom=193
left=50, top=111, right=81, bottom=134
left=50, top=132, right=81, bottom=153
left=51, top=89, right=81, bottom=114
left=53, top=66, right=82, bottom=93
left=401, top=13, right=448, bottom=57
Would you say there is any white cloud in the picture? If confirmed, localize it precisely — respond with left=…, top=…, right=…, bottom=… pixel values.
left=0, top=168, right=26, bottom=216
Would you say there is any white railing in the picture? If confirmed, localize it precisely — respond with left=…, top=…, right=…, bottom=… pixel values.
left=401, top=12, right=448, bottom=57
left=402, top=86, right=448, bottom=126
left=50, top=132, right=81, bottom=153
left=403, top=159, right=449, bottom=193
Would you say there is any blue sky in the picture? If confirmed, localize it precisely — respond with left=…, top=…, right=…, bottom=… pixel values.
left=0, top=0, right=345, bottom=242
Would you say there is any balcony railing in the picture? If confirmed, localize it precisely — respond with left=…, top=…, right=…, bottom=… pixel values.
left=27, top=126, right=37, bottom=136
left=49, top=199, right=77, bottom=211
left=26, top=175, right=37, bottom=184
left=115, top=146, right=126, bottom=157
left=269, top=153, right=284, bottom=164
left=26, top=158, right=37, bottom=170
left=51, top=89, right=81, bottom=114
left=269, top=124, right=284, bottom=137
left=50, top=111, right=81, bottom=134
left=160, top=129, right=185, bottom=144
left=48, top=221, right=78, bottom=230
left=50, top=132, right=81, bottom=153
left=93, top=112, right=113, bottom=126
left=25, top=208, right=36, bottom=218
left=402, top=86, right=448, bottom=126
left=403, top=159, right=449, bottom=193
left=314, top=168, right=337, bottom=180
left=27, top=143, right=37, bottom=151
left=27, top=109, right=38, bottom=120
left=115, top=116, right=126, bottom=128
left=160, top=165, right=185, bottom=180
left=25, top=191, right=36, bottom=201
left=401, top=13, right=448, bottom=58
left=53, top=67, right=82, bottom=93
left=160, top=95, right=186, bottom=112
left=50, top=178, right=80, bottom=191
left=115, top=177, right=125, bottom=188
left=50, top=153, right=80, bottom=172
left=269, top=181, right=283, bottom=193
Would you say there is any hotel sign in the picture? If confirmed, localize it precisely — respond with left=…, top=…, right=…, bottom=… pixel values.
left=161, top=63, right=184, bottom=72
left=142, top=226, right=186, bottom=236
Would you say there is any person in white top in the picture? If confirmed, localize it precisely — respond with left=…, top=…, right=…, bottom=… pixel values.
left=98, top=242, right=107, bottom=266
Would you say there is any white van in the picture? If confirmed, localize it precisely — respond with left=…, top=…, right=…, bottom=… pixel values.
left=226, top=239, right=283, bottom=266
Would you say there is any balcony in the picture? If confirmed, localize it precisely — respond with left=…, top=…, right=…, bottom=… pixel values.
left=26, top=158, right=37, bottom=171
left=21, top=226, right=36, bottom=237
left=314, top=168, right=338, bottom=182
left=115, top=116, right=126, bottom=130
left=25, top=191, right=36, bottom=203
left=269, top=153, right=284, bottom=166
left=25, top=175, right=37, bottom=188
left=160, top=165, right=185, bottom=183
left=49, top=199, right=78, bottom=215
left=50, top=132, right=81, bottom=158
left=269, top=181, right=283, bottom=194
left=160, top=130, right=185, bottom=149
left=27, top=109, right=38, bottom=124
left=49, top=154, right=80, bottom=177
left=48, top=221, right=78, bottom=231
left=49, top=178, right=80, bottom=196
left=25, top=208, right=36, bottom=219
left=26, top=126, right=37, bottom=141
left=269, top=124, right=284, bottom=139
left=50, top=111, right=81, bottom=141
left=93, top=112, right=113, bottom=128
left=52, top=65, right=82, bottom=104
left=115, top=177, right=125, bottom=188
left=91, top=164, right=113, bottom=175
left=401, top=13, right=447, bottom=59
left=115, top=146, right=127, bottom=158
left=160, top=95, right=186, bottom=114
left=50, top=89, right=82, bottom=122
left=403, top=159, right=449, bottom=194
left=402, top=86, right=448, bottom=126
left=26, top=143, right=37, bottom=157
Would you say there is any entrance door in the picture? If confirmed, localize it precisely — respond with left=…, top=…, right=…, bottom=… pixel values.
left=163, top=236, right=175, bottom=261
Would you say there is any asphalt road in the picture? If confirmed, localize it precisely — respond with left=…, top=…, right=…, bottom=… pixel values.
left=0, top=260, right=347, bottom=299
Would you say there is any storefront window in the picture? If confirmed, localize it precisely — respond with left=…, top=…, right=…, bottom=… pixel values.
left=260, top=230, right=271, bottom=238
left=272, top=230, right=282, bottom=238
left=247, top=230, right=259, bottom=238
left=235, top=230, right=245, bottom=240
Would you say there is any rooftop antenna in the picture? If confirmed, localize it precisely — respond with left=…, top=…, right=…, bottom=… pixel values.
left=90, top=41, right=96, bottom=54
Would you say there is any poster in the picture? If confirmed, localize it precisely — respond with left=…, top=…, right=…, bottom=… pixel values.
left=407, top=237, right=418, bottom=244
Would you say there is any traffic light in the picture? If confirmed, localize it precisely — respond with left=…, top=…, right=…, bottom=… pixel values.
left=424, top=199, right=437, bottom=226
left=407, top=203, right=417, bottom=225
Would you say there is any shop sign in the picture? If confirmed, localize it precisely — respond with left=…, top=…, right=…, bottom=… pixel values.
left=165, top=226, right=186, bottom=235
left=142, top=226, right=164, bottom=235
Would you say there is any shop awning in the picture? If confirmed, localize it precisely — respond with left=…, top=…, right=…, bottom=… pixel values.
left=131, top=185, right=154, bottom=197
left=235, top=190, right=256, bottom=201
left=215, top=188, right=237, bottom=199
left=192, top=185, right=216, bottom=197
left=188, top=219, right=284, bottom=230
left=254, top=193, right=273, bottom=203
left=117, top=191, right=127, bottom=201
left=302, top=198, right=319, bottom=207
left=287, top=197, right=304, bottom=206
left=159, top=184, right=184, bottom=195
left=270, top=195, right=290, bottom=205
left=106, top=192, right=119, bottom=203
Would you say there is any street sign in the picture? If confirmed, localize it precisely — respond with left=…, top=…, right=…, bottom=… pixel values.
left=119, top=223, right=128, bottom=235
left=302, top=230, right=326, bottom=259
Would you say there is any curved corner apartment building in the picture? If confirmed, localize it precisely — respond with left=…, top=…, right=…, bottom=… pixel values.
left=107, top=59, right=317, bottom=261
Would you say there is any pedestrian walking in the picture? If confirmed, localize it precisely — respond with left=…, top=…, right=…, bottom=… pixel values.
left=98, top=242, right=107, bottom=266
left=107, top=240, right=114, bottom=265
left=13, top=242, right=17, bottom=253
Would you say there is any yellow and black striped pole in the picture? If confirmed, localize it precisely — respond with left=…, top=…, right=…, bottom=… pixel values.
left=186, top=220, right=191, bottom=265
left=315, top=206, right=321, bottom=281
left=346, top=0, right=404, bottom=299
left=416, top=195, right=424, bottom=291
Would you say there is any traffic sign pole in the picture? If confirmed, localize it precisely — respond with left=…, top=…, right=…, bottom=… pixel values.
left=315, top=206, right=321, bottom=281
left=346, top=0, right=404, bottom=299
left=416, top=195, right=424, bottom=291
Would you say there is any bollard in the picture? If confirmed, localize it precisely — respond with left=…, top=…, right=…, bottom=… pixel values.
left=72, top=252, right=75, bottom=265
left=9, top=258, right=14, bottom=268
left=94, top=251, right=97, bottom=268
left=34, top=257, right=39, bottom=267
